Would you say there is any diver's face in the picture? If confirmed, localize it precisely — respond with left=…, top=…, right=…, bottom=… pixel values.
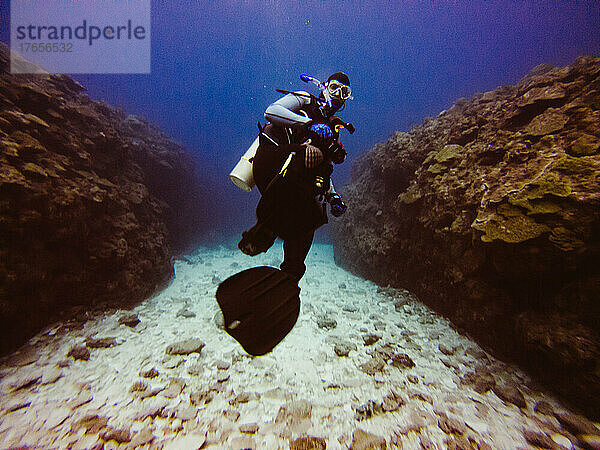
left=327, top=80, right=345, bottom=102
left=326, top=80, right=351, bottom=102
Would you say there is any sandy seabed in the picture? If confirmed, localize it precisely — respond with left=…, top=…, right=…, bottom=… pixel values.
left=0, top=243, right=589, bottom=449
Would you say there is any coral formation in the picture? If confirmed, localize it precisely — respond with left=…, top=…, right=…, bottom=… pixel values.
left=332, top=56, right=600, bottom=417
left=0, top=43, right=206, bottom=354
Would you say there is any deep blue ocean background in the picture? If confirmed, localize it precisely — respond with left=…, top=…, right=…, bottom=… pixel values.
left=1, top=1, right=599, bottom=244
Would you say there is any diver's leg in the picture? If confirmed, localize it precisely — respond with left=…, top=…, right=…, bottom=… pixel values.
left=280, top=229, right=315, bottom=283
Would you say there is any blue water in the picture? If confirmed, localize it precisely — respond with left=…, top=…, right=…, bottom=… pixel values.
left=1, top=0, right=599, bottom=240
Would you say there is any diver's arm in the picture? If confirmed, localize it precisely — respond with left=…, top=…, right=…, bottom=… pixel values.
left=264, top=92, right=312, bottom=127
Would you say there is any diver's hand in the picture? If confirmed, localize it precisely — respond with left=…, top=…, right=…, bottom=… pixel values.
left=328, top=193, right=347, bottom=217
left=302, top=140, right=324, bottom=168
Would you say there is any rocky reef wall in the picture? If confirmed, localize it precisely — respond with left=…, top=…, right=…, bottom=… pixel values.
left=0, top=44, right=206, bottom=354
left=332, top=56, right=600, bottom=417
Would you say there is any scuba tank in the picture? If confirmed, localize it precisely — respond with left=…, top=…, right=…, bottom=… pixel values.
left=228, top=120, right=278, bottom=192
left=229, top=136, right=259, bottom=192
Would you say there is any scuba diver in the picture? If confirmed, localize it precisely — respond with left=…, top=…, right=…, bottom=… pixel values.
left=218, top=72, right=354, bottom=356
left=238, top=72, right=354, bottom=282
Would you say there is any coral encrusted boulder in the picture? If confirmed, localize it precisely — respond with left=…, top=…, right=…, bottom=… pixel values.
left=0, top=43, right=206, bottom=354
left=332, top=56, right=600, bottom=417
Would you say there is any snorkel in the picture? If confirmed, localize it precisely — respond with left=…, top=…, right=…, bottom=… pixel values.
left=300, top=73, right=335, bottom=116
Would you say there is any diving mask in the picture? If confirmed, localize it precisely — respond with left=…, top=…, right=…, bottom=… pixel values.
left=327, top=80, right=353, bottom=100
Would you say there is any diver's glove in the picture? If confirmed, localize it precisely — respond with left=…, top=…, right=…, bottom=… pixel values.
left=309, top=123, right=333, bottom=141
left=327, top=193, right=347, bottom=217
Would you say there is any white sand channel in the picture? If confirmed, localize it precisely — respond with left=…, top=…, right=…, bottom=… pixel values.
left=0, top=243, right=590, bottom=449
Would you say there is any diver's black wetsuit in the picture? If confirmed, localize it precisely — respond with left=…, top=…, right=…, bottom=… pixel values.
left=247, top=91, right=341, bottom=282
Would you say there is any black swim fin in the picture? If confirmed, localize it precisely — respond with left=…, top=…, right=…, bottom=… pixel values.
left=216, top=266, right=300, bottom=356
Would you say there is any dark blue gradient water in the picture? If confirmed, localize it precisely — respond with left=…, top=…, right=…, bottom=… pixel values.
left=1, top=1, right=598, bottom=242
